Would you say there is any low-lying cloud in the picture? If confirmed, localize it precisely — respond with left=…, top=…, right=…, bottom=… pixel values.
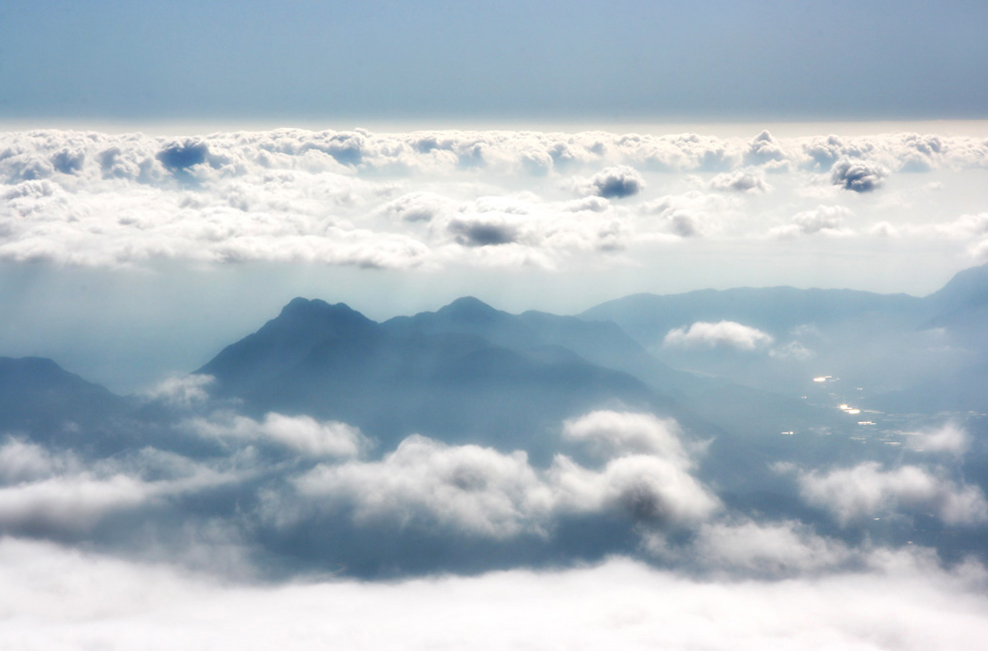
left=663, top=321, right=774, bottom=351
left=2, top=537, right=986, bottom=651
left=287, top=411, right=719, bottom=538
left=796, top=461, right=988, bottom=526
left=189, top=411, right=369, bottom=458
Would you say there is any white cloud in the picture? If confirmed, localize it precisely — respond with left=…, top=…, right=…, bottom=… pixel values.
left=2, top=538, right=988, bottom=651
left=0, top=474, right=152, bottom=533
left=2, top=127, right=988, bottom=274
left=796, top=461, right=988, bottom=526
left=547, top=453, right=720, bottom=526
left=743, top=130, right=790, bottom=167
left=935, top=212, right=988, bottom=239
left=189, top=411, right=368, bottom=458
left=687, top=519, right=853, bottom=574
left=561, top=411, right=692, bottom=463
left=287, top=412, right=718, bottom=536
left=294, top=435, right=553, bottom=537
left=144, top=374, right=215, bottom=408
left=0, top=438, right=75, bottom=485
left=663, top=321, right=774, bottom=351
left=708, top=170, right=768, bottom=193
left=379, top=191, right=454, bottom=223
left=905, top=423, right=970, bottom=457
left=0, top=445, right=247, bottom=535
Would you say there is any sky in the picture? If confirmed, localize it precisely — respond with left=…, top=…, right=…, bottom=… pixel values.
left=2, top=0, right=988, bottom=123
left=4, top=2, right=988, bottom=649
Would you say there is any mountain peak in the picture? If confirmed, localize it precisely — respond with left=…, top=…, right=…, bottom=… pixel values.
left=438, top=296, right=499, bottom=319
left=197, top=297, right=379, bottom=390
left=263, top=298, right=376, bottom=341
left=279, top=297, right=356, bottom=318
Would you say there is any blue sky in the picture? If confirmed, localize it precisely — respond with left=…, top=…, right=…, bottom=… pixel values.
left=3, top=0, right=987, bottom=122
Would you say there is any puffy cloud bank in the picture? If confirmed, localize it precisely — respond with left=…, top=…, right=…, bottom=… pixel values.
left=3, top=127, right=988, bottom=271
left=278, top=411, right=719, bottom=538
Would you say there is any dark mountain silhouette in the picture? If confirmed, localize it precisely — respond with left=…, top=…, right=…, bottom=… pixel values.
left=197, top=297, right=686, bottom=460
left=0, top=356, right=135, bottom=451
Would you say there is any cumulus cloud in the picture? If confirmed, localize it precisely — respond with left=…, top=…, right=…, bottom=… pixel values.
left=2, top=127, right=988, bottom=272
left=561, top=411, right=692, bottom=463
left=286, top=411, right=718, bottom=537
left=579, top=166, right=646, bottom=198
left=189, top=411, right=368, bottom=458
left=547, top=453, right=719, bottom=526
left=708, top=170, right=768, bottom=193
left=742, top=131, right=790, bottom=169
left=663, top=321, right=774, bottom=351
left=830, top=157, right=889, bottom=192
left=905, top=423, right=970, bottom=457
left=379, top=192, right=453, bottom=223
left=294, top=435, right=552, bottom=537
left=795, top=461, right=988, bottom=526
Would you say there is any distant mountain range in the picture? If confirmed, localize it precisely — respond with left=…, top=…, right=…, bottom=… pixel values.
left=197, top=296, right=684, bottom=463
left=581, top=261, right=988, bottom=412
left=5, top=261, right=988, bottom=471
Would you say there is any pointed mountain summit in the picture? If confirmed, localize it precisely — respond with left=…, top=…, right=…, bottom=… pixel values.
left=436, top=296, right=502, bottom=320
left=197, top=298, right=380, bottom=396
left=195, top=296, right=690, bottom=456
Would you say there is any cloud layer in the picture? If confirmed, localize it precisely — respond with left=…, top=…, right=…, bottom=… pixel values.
left=3, top=128, right=988, bottom=272
left=2, top=538, right=986, bottom=651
